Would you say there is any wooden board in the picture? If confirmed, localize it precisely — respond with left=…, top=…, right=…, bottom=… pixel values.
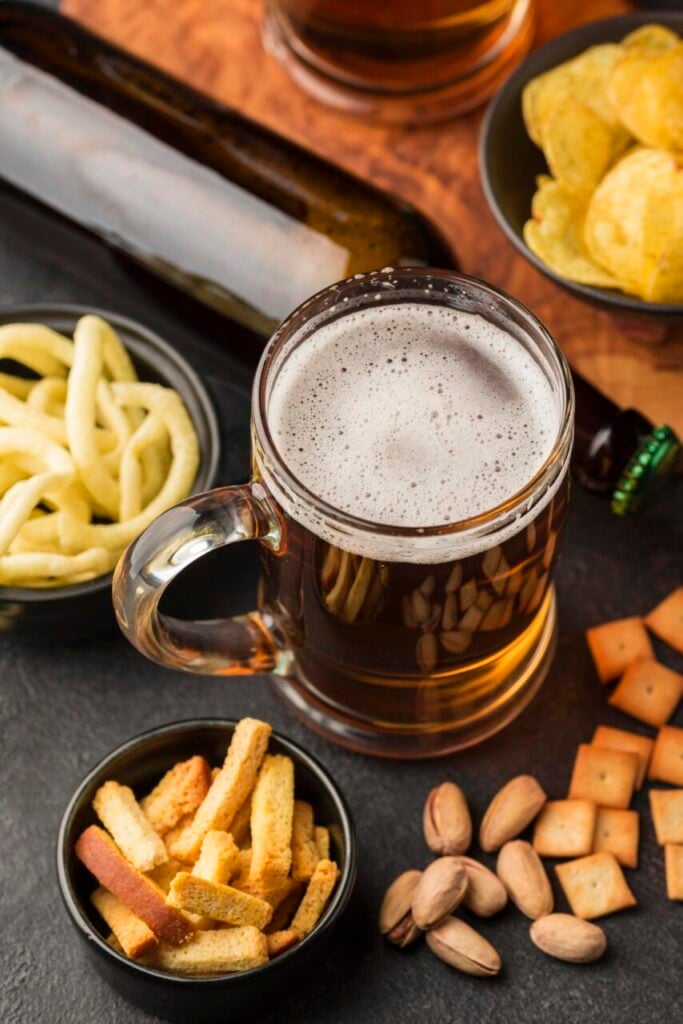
left=61, top=0, right=683, bottom=435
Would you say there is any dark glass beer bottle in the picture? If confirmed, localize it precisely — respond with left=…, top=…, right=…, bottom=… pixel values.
left=0, top=3, right=452, bottom=336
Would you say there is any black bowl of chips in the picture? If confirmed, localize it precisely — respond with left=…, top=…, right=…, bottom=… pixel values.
left=480, top=13, right=683, bottom=319
left=0, top=304, right=220, bottom=638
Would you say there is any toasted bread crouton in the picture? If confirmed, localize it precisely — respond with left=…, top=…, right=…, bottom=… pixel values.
left=267, top=929, right=300, bottom=958
left=151, top=927, right=268, bottom=976
left=168, top=872, right=272, bottom=929
left=291, top=801, right=319, bottom=882
left=192, top=831, right=240, bottom=885
left=93, top=781, right=168, bottom=872
left=91, top=887, right=158, bottom=959
left=249, top=754, right=294, bottom=890
left=141, top=756, right=212, bottom=835
left=290, top=859, right=339, bottom=937
left=173, top=719, right=271, bottom=862
left=75, top=826, right=193, bottom=945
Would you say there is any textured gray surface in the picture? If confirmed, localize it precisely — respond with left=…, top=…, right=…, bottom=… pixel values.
left=1, top=35, right=682, bottom=1019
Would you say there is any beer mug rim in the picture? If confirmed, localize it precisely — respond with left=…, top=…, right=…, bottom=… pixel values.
left=252, top=268, right=574, bottom=551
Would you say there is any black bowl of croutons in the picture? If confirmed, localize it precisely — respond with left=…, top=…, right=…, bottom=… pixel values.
left=57, top=717, right=357, bottom=1023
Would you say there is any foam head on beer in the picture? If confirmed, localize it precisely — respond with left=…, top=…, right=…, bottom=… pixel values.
left=265, top=302, right=564, bottom=561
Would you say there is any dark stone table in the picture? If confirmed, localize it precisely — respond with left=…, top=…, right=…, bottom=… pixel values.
left=1, top=80, right=682, bottom=1024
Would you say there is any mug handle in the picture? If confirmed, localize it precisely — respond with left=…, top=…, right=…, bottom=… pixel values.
left=112, top=483, right=283, bottom=674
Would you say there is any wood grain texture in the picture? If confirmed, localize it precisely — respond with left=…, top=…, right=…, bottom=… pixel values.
left=61, top=0, right=683, bottom=434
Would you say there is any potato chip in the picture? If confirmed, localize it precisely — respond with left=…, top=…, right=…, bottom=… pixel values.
left=622, top=24, right=679, bottom=53
left=543, top=99, right=617, bottom=196
left=524, top=176, right=620, bottom=287
left=584, top=147, right=683, bottom=296
left=522, top=44, right=628, bottom=149
left=609, top=43, right=683, bottom=151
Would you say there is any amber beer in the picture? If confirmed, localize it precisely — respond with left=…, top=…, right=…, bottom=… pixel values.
left=264, top=0, right=535, bottom=120
left=114, top=270, right=573, bottom=759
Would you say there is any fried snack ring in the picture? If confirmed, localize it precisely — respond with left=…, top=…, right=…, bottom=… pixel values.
left=0, top=372, right=34, bottom=399
left=0, top=323, right=72, bottom=377
left=65, top=316, right=121, bottom=519
left=26, top=377, right=67, bottom=415
left=0, top=546, right=113, bottom=584
left=0, top=470, right=74, bottom=555
left=119, top=412, right=167, bottom=521
left=59, top=382, right=199, bottom=553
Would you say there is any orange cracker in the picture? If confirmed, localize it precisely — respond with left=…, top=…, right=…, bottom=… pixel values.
left=532, top=799, right=597, bottom=858
left=665, top=843, right=683, bottom=900
left=140, top=756, right=212, bottom=836
left=591, top=725, right=654, bottom=789
left=290, top=859, right=339, bottom=937
left=645, top=587, right=683, bottom=654
left=593, top=808, right=640, bottom=869
left=173, top=718, right=271, bottom=862
left=555, top=851, right=636, bottom=920
left=568, top=744, right=638, bottom=809
left=649, top=725, right=683, bottom=786
left=91, top=887, right=158, bottom=959
left=649, top=789, right=683, bottom=845
left=192, top=830, right=240, bottom=884
left=168, top=872, right=272, bottom=929
left=249, top=754, right=295, bottom=888
left=314, top=825, right=330, bottom=861
left=267, top=929, right=300, bottom=958
left=608, top=659, right=682, bottom=728
left=291, top=801, right=319, bottom=882
left=585, top=617, right=653, bottom=684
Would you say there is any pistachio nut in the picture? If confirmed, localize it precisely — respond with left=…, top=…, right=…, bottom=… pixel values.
left=379, top=869, right=422, bottom=947
left=423, top=781, right=472, bottom=856
left=426, top=916, right=501, bottom=977
left=412, top=856, right=468, bottom=929
left=460, top=856, right=508, bottom=917
left=479, top=774, right=547, bottom=852
left=496, top=840, right=553, bottom=920
left=530, top=913, right=607, bottom=963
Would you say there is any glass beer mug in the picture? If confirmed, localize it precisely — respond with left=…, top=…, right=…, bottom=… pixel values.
left=114, top=269, right=574, bottom=758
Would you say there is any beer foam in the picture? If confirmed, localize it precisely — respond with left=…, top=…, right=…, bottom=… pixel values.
left=263, top=303, right=565, bottom=561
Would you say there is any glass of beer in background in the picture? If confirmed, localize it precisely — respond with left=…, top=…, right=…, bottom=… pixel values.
left=263, top=0, right=535, bottom=122
left=114, top=269, right=573, bottom=758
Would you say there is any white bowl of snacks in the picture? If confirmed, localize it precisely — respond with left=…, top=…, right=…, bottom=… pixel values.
left=0, top=304, right=219, bottom=636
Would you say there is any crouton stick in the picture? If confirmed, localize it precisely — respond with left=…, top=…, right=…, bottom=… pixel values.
left=151, top=928, right=268, bottom=976
left=173, top=718, right=271, bottom=862
left=249, top=754, right=295, bottom=889
left=75, top=826, right=193, bottom=945
left=168, top=872, right=272, bottom=929
left=290, top=859, right=339, bottom=937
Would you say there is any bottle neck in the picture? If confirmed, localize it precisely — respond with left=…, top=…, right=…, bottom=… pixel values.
left=571, top=368, right=680, bottom=513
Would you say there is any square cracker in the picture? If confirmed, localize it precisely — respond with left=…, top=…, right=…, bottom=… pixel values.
left=593, top=808, right=639, bottom=868
left=608, top=659, right=682, bottom=728
left=568, top=744, right=639, bottom=809
left=591, top=725, right=653, bottom=789
left=649, top=789, right=683, bottom=845
left=649, top=726, right=683, bottom=787
left=532, top=799, right=597, bottom=858
left=555, top=851, right=636, bottom=919
left=665, top=843, right=683, bottom=900
left=586, top=617, right=653, bottom=684
left=645, top=587, right=683, bottom=654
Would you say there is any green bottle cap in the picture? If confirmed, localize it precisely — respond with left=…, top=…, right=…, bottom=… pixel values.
left=611, top=424, right=681, bottom=516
